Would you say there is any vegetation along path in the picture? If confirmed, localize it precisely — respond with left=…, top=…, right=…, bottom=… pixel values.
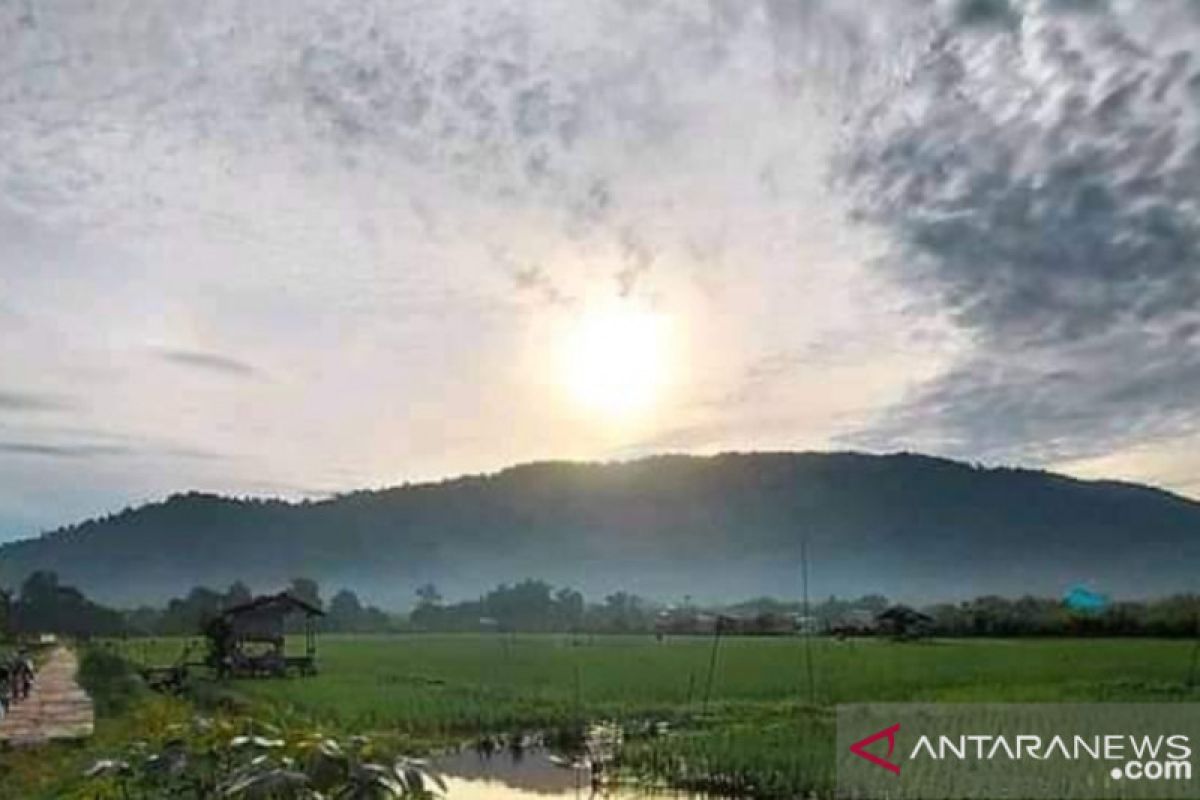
left=0, top=647, right=93, bottom=747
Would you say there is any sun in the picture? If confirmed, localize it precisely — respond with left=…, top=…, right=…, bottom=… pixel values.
left=562, top=302, right=671, bottom=421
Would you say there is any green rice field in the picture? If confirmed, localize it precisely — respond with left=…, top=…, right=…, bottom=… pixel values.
left=121, top=635, right=1200, bottom=725
left=108, top=635, right=1200, bottom=796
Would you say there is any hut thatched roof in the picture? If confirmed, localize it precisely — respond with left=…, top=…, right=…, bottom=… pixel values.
left=221, top=592, right=325, bottom=619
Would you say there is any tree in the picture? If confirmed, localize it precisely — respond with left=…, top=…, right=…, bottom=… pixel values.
left=555, top=587, right=585, bottom=630
left=599, top=591, right=649, bottom=633
left=288, top=578, right=323, bottom=610
left=855, top=594, right=890, bottom=615
left=482, top=579, right=557, bottom=631
left=157, top=585, right=225, bottom=634
left=186, top=586, right=224, bottom=621
left=409, top=580, right=597, bottom=632
left=328, top=589, right=365, bottom=633
left=124, top=606, right=162, bottom=635
left=0, top=586, right=11, bottom=639
left=415, top=583, right=442, bottom=607
left=19, top=570, right=61, bottom=607
left=203, top=614, right=234, bottom=677
left=224, top=581, right=253, bottom=609
left=9, top=571, right=125, bottom=637
left=360, top=605, right=392, bottom=632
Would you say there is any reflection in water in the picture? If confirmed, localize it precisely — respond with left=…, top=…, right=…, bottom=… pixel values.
left=433, top=747, right=712, bottom=799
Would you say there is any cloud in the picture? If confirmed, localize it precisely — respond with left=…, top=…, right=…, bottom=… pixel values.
left=0, top=441, right=131, bottom=459
left=157, top=349, right=261, bottom=378
left=0, top=425, right=223, bottom=461
left=8, top=0, right=1200, bottom=535
left=0, top=391, right=73, bottom=413
left=615, top=228, right=655, bottom=298
left=953, top=0, right=1020, bottom=29
left=509, top=262, right=571, bottom=307
left=157, top=445, right=227, bottom=462
left=839, top=0, right=1200, bottom=464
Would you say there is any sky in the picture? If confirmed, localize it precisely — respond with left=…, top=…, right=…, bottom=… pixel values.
left=2, top=0, right=1200, bottom=541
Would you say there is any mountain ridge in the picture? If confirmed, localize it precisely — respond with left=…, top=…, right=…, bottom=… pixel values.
left=2, top=451, right=1197, bottom=607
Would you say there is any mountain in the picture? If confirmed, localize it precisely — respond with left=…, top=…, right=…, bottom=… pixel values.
left=1, top=452, right=1198, bottom=607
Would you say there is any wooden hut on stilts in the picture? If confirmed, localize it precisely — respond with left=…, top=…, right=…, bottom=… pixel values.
left=209, top=592, right=325, bottom=678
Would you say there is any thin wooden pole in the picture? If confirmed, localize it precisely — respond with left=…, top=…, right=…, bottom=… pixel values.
left=702, top=618, right=723, bottom=715
left=573, top=661, right=583, bottom=734
left=801, top=537, right=816, bottom=706
left=1188, top=610, right=1200, bottom=687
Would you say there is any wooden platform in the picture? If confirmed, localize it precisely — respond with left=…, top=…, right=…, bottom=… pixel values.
left=0, top=647, right=94, bottom=748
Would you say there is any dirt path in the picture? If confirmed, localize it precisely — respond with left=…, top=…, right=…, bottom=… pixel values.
left=0, top=646, right=94, bottom=747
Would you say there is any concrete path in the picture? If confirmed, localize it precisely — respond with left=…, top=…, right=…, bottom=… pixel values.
left=0, top=646, right=94, bottom=747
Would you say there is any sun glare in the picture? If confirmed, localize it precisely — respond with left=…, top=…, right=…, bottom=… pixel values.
left=562, top=302, right=671, bottom=422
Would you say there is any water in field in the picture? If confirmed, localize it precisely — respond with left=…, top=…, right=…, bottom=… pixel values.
left=434, top=746, right=713, bottom=799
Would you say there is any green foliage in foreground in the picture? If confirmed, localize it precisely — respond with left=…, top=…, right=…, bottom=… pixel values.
left=81, top=720, right=444, bottom=800
left=79, top=647, right=150, bottom=718
left=3, top=649, right=443, bottom=800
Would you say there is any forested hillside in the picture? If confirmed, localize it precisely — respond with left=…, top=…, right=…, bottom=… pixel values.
left=2, top=452, right=1197, bottom=606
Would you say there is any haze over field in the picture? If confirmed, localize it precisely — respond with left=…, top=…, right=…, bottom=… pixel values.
left=4, top=0, right=1200, bottom=547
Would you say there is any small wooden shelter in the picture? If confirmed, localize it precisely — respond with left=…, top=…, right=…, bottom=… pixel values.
left=211, top=592, right=324, bottom=678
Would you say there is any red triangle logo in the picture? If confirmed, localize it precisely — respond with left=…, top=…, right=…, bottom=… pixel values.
left=849, top=723, right=901, bottom=775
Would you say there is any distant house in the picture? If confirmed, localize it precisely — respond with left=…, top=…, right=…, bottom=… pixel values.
left=728, top=612, right=800, bottom=636
left=875, top=605, right=934, bottom=640
left=828, top=609, right=879, bottom=637
left=654, top=609, right=721, bottom=636
left=209, top=592, right=325, bottom=678
left=654, top=610, right=801, bottom=637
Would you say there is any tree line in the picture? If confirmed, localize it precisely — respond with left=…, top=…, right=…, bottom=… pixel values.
left=123, top=577, right=391, bottom=636
left=922, top=594, right=1200, bottom=637
left=4, top=570, right=1200, bottom=638
left=2, top=571, right=126, bottom=637
left=2, top=572, right=390, bottom=638
left=409, top=581, right=1200, bottom=638
left=408, top=579, right=653, bottom=633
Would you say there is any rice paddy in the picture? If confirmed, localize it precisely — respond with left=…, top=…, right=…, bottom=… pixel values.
left=110, top=634, right=1200, bottom=796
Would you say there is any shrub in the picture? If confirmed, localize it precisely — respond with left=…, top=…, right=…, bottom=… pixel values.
left=79, top=647, right=148, bottom=718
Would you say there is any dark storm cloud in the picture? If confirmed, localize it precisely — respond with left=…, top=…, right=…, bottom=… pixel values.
left=158, top=349, right=260, bottom=378
left=954, top=0, right=1021, bottom=28
left=840, top=0, right=1200, bottom=463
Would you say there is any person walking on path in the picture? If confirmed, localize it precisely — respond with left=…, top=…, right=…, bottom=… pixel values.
left=0, top=660, right=10, bottom=719
left=13, top=649, right=34, bottom=701
left=0, top=646, right=93, bottom=746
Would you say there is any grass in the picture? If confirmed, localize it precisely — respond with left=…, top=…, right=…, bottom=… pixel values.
left=215, top=636, right=1200, bottom=727
left=23, top=635, right=1200, bottom=798
left=244, top=635, right=1200, bottom=796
